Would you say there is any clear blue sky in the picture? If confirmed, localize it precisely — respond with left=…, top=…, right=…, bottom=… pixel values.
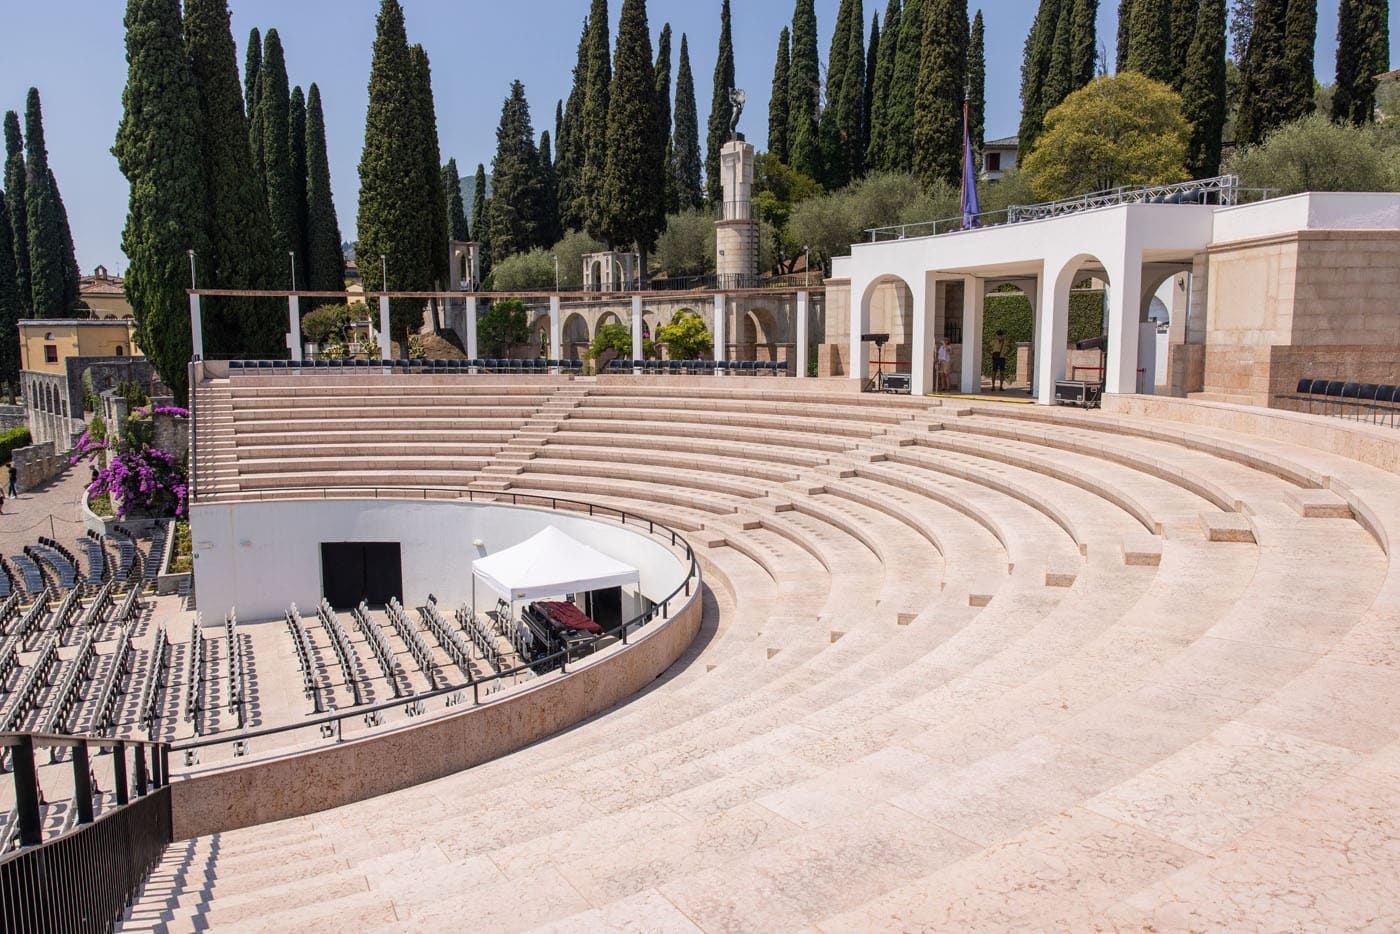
left=0, top=0, right=1380, bottom=274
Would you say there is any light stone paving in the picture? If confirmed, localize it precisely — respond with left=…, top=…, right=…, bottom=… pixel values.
left=118, top=375, right=1400, bottom=932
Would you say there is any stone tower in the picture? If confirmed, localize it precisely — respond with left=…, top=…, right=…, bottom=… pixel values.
left=715, top=139, right=758, bottom=286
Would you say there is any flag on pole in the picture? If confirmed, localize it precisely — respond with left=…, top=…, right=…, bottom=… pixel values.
left=961, top=96, right=981, bottom=230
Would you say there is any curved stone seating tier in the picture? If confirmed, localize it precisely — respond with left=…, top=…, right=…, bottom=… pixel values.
left=135, top=372, right=1400, bottom=932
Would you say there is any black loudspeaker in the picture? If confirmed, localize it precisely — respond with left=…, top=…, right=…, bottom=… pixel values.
left=861, top=333, right=890, bottom=347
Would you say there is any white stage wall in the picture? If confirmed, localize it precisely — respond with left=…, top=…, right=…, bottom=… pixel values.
left=191, top=499, right=692, bottom=621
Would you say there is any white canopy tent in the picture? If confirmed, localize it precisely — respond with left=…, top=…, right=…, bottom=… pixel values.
left=471, top=526, right=640, bottom=609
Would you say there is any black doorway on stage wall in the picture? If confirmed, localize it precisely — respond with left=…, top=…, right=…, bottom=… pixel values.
left=584, top=586, right=622, bottom=630
left=321, top=542, right=403, bottom=609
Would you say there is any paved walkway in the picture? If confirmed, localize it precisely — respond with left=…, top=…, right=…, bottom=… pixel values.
left=0, top=464, right=93, bottom=558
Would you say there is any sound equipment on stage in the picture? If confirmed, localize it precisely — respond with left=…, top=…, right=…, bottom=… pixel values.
left=881, top=373, right=912, bottom=394
left=1054, top=379, right=1102, bottom=409
left=862, top=334, right=894, bottom=393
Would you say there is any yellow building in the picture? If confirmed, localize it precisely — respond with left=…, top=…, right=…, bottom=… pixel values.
left=19, top=319, right=143, bottom=375
left=79, top=265, right=134, bottom=319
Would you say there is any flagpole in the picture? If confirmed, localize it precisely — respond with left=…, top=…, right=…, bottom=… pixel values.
left=961, top=84, right=970, bottom=230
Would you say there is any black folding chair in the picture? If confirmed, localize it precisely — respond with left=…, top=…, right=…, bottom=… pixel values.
left=1373, top=385, right=1398, bottom=427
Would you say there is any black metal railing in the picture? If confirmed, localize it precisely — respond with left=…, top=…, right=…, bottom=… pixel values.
left=0, top=731, right=172, bottom=933
left=174, top=491, right=700, bottom=765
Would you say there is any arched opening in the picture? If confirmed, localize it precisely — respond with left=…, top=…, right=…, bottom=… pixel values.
left=1039, top=254, right=1113, bottom=401
left=737, top=307, right=780, bottom=362
left=589, top=261, right=603, bottom=292
left=858, top=275, right=917, bottom=382
left=562, top=313, right=588, bottom=361
left=594, top=311, right=622, bottom=337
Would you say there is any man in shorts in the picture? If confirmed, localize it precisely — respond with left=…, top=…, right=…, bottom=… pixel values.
left=989, top=330, right=1009, bottom=391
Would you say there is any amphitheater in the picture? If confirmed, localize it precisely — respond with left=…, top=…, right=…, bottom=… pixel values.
left=0, top=361, right=1331, bottom=930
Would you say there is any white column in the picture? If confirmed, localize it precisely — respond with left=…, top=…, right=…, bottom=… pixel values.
left=1035, top=268, right=1070, bottom=405
left=550, top=295, right=563, bottom=364
left=795, top=291, right=809, bottom=379
left=848, top=281, right=867, bottom=385
left=713, top=294, right=726, bottom=373
left=465, top=295, right=478, bottom=359
left=287, top=295, right=302, bottom=362
left=188, top=293, right=204, bottom=360
left=960, top=277, right=985, bottom=394
left=1026, top=277, right=1040, bottom=394
left=910, top=278, right=933, bottom=396
left=1105, top=249, right=1144, bottom=395
left=377, top=296, right=392, bottom=361
left=630, top=295, right=643, bottom=372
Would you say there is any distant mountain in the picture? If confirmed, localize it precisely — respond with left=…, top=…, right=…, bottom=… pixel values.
left=461, top=173, right=491, bottom=229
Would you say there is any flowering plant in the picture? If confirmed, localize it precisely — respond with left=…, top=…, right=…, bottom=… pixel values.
left=86, top=446, right=188, bottom=518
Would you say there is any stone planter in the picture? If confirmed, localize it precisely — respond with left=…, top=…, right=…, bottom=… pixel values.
left=82, top=488, right=122, bottom=537
left=156, top=522, right=190, bottom=596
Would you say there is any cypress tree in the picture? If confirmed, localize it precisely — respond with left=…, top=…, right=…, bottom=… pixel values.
left=1235, top=0, right=1292, bottom=144
left=256, top=29, right=298, bottom=285
left=705, top=0, right=735, bottom=206
left=1282, top=0, right=1317, bottom=120
left=471, top=163, right=490, bottom=274
left=914, top=0, right=967, bottom=190
left=1127, top=0, right=1174, bottom=83
left=538, top=130, right=563, bottom=246
left=0, top=196, right=19, bottom=394
left=968, top=9, right=986, bottom=154
left=1018, top=0, right=1061, bottom=154
left=410, top=43, right=449, bottom=295
left=557, top=18, right=589, bottom=231
left=486, top=81, right=544, bottom=259
left=1229, top=0, right=1254, bottom=63
left=443, top=158, right=469, bottom=241
left=3, top=113, right=30, bottom=317
left=185, top=0, right=279, bottom=356
left=1117, top=0, right=1135, bottom=72
left=581, top=0, right=611, bottom=241
left=289, top=85, right=309, bottom=281
left=1333, top=0, right=1387, bottom=126
left=1070, top=0, right=1099, bottom=87
left=867, top=0, right=901, bottom=171
left=602, top=0, right=666, bottom=264
left=864, top=13, right=881, bottom=164
left=1043, top=0, right=1076, bottom=109
left=1170, top=0, right=1197, bottom=85
left=1182, top=0, right=1227, bottom=177
left=655, top=23, right=674, bottom=211
left=824, top=0, right=866, bottom=189
left=769, top=27, right=791, bottom=162
left=358, top=0, right=436, bottom=338
left=114, top=0, right=208, bottom=400
left=303, top=83, right=343, bottom=300
left=49, top=170, right=81, bottom=315
left=838, top=2, right=868, bottom=185
left=671, top=33, right=704, bottom=209
left=244, top=27, right=261, bottom=152
left=885, top=0, right=924, bottom=173
left=23, top=89, right=67, bottom=317
left=787, top=0, right=823, bottom=179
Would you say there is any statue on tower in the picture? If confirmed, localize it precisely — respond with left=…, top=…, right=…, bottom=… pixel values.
left=728, top=88, right=745, bottom=141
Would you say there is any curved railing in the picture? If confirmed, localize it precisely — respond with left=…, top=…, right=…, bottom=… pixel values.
left=176, top=490, right=701, bottom=767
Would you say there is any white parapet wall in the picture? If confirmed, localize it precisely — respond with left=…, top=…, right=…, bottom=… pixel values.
left=190, top=498, right=692, bottom=622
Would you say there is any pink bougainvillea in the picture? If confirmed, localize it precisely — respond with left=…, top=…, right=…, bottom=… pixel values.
left=71, top=424, right=188, bottom=519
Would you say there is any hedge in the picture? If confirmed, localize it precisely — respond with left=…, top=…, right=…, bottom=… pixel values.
left=0, top=427, right=31, bottom=464
left=981, top=290, right=1105, bottom=380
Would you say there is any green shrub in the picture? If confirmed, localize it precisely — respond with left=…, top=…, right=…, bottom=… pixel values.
left=0, top=427, right=31, bottom=463
left=169, top=520, right=192, bottom=573
left=655, top=309, right=713, bottom=360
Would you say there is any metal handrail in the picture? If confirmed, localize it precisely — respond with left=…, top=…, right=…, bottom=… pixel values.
left=173, top=490, right=699, bottom=757
left=865, top=175, right=1276, bottom=242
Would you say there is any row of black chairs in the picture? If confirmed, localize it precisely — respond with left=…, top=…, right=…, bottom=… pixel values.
left=229, top=358, right=585, bottom=373
left=602, top=358, right=789, bottom=375
left=1289, top=378, right=1399, bottom=427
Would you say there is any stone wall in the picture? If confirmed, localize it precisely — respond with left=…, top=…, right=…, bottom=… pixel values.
left=153, top=411, right=190, bottom=464
left=1202, top=230, right=1400, bottom=405
left=0, top=405, right=26, bottom=432
left=13, top=441, right=64, bottom=491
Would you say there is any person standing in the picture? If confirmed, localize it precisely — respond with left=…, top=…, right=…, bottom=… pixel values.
left=5, top=463, right=15, bottom=498
left=989, top=330, right=1010, bottom=391
left=935, top=338, right=952, bottom=393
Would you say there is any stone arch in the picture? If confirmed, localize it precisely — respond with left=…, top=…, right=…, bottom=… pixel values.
left=737, top=307, right=780, bottom=362
left=858, top=274, right=918, bottom=375
left=594, top=311, right=622, bottom=337
left=562, top=313, right=589, bottom=360
left=1039, top=252, right=1112, bottom=399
